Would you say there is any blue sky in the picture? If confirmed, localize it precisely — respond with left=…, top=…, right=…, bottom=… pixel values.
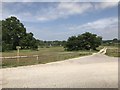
left=2, top=1, right=118, bottom=41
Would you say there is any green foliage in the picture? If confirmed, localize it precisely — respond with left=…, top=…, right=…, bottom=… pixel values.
left=65, top=32, right=102, bottom=51
left=2, top=16, right=38, bottom=51
left=102, top=38, right=120, bottom=46
left=37, top=40, right=67, bottom=48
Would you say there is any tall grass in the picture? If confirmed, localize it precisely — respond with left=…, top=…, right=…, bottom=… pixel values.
left=105, top=46, right=120, bottom=57
left=96, top=45, right=119, bottom=57
left=2, top=47, right=95, bottom=68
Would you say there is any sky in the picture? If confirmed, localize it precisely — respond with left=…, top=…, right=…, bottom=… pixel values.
left=1, top=1, right=118, bottom=41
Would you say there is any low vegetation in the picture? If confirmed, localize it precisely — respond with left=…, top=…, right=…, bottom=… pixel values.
left=97, top=45, right=119, bottom=57
left=2, top=47, right=97, bottom=68
left=1, top=16, right=120, bottom=68
left=105, top=46, right=120, bottom=57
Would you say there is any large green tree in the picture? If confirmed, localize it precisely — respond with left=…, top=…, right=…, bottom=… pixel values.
left=2, top=16, right=38, bottom=51
left=65, top=32, right=102, bottom=51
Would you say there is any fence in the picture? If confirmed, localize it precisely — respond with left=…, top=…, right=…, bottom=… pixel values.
left=1, top=55, right=39, bottom=67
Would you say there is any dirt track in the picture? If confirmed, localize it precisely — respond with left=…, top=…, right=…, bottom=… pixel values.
left=0, top=48, right=118, bottom=88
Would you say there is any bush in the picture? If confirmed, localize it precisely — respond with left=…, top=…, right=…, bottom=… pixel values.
left=65, top=32, right=102, bottom=51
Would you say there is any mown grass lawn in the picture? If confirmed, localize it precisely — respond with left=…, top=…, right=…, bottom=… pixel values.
left=2, top=46, right=97, bottom=68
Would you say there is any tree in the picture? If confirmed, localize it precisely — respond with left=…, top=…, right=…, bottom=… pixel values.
left=2, top=16, right=38, bottom=51
left=65, top=32, right=102, bottom=51
left=65, top=36, right=78, bottom=51
left=113, top=38, right=118, bottom=43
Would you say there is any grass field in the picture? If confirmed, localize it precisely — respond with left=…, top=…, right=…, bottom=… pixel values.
left=2, top=47, right=96, bottom=68
left=105, top=46, right=120, bottom=57
left=2, top=45, right=119, bottom=68
left=97, top=45, right=119, bottom=57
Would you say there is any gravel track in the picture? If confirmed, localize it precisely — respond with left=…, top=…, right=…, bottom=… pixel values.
left=0, top=48, right=118, bottom=88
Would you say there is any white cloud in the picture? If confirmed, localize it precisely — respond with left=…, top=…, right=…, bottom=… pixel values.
left=57, top=2, right=91, bottom=15
left=94, top=2, right=118, bottom=10
left=2, top=0, right=119, bottom=2
left=69, top=17, right=118, bottom=30
left=29, top=17, right=118, bottom=40
left=37, top=2, right=93, bottom=21
left=0, top=2, right=2, bottom=20
left=37, top=2, right=118, bottom=22
left=68, top=17, right=118, bottom=40
left=2, top=2, right=118, bottom=22
left=99, top=0, right=119, bottom=2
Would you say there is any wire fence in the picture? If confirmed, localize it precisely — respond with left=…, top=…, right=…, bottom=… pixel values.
left=1, top=55, right=39, bottom=68
left=1, top=52, right=92, bottom=68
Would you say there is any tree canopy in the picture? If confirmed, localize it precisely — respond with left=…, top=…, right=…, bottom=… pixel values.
left=2, top=16, right=38, bottom=51
left=65, top=32, right=102, bottom=51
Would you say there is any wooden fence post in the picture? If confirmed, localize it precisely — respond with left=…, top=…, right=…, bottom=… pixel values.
left=16, top=46, right=21, bottom=65
left=33, top=55, right=39, bottom=64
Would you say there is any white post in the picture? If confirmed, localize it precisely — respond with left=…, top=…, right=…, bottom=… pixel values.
left=16, top=46, right=21, bottom=65
left=37, top=55, right=39, bottom=63
left=33, top=55, right=39, bottom=64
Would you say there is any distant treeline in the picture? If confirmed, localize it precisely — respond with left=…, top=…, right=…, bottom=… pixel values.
left=37, top=40, right=66, bottom=48
left=38, top=38, right=120, bottom=48
left=102, top=39, right=120, bottom=46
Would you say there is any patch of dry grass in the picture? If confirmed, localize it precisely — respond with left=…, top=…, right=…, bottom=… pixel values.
left=2, top=47, right=95, bottom=68
left=105, top=46, right=120, bottom=57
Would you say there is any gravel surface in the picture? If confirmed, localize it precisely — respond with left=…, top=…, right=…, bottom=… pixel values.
left=0, top=48, right=118, bottom=88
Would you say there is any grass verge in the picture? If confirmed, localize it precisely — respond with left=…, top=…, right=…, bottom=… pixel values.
left=96, top=45, right=120, bottom=57
left=105, top=46, right=120, bottom=57
left=2, top=47, right=96, bottom=68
